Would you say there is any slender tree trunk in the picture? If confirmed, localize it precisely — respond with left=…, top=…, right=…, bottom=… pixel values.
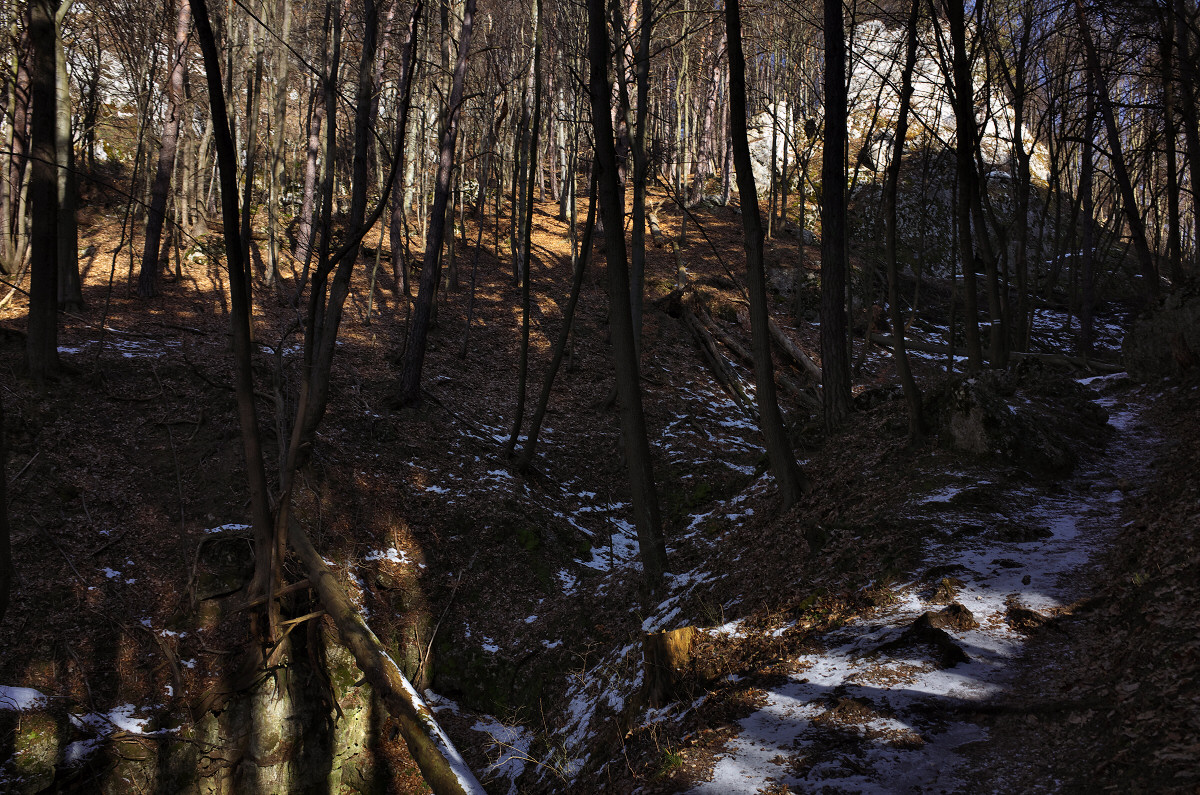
left=266, top=0, right=293, bottom=288
left=54, top=4, right=81, bottom=310
left=1008, top=17, right=1032, bottom=353
left=138, top=0, right=190, bottom=298
left=504, top=0, right=542, bottom=458
left=26, top=0, right=58, bottom=384
left=397, top=0, right=476, bottom=405
left=727, top=0, right=809, bottom=507
left=1074, top=0, right=1158, bottom=298
left=295, top=74, right=326, bottom=269
left=1081, top=71, right=1095, bottom=356
left=588, top=0, right=668, bottom=594
left=191, top=0, right=275, bottom=635
left=4, top=29, right=31, bottom=275
left=517, top=172, right=596, bottom=473
left=240, top=33, right=265, bottom=306
left=948, top=0, right=983, bottom=371
left=629, top=0, right=652, bottom=350
left=1162, top=13, right=1183, bottom=285
left=885, top=0, right=924, bottom=442
left=821, top=0, right=852, bottom=429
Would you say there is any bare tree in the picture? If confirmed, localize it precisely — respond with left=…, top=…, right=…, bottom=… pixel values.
left=726, top=0, right=809, bottom=507
left=26, top=0, right=58, bottom=383
left=588, top=0, right=668, bottom=593
left=138, top=0, right=190, bottom=298
left=821, top=0, right=852, bottom=429
left=397, top=0, right=477, bottom=406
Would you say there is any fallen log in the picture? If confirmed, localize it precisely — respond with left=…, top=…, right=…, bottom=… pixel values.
left=682, top=306, right=757, bottom=419
left=693, top=302, right=820, bottom=412
left=766, top=317, right=823, bottom=383
left=868, top=333, right=1124, bottom=373
left=289, top=523, right=485, bottom=795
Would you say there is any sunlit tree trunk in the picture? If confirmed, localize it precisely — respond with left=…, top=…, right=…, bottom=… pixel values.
left=26, top=0, right=58, bottom=383
left=397, top=0, right=477, bottom=405
left=138, top=0, right=190, bottom=298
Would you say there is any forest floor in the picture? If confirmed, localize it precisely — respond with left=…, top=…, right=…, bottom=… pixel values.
left=0, top=181, right=1196, bottom=794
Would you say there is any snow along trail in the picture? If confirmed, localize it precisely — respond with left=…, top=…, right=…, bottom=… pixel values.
left=691, top=374, right=1155, bottom=793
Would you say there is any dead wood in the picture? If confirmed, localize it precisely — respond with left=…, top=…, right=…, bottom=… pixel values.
left=288, top=521, right=485, bottom=795
left=643, top=626, right=697, bottom=707
left=682, top=305, right=757, bottom=419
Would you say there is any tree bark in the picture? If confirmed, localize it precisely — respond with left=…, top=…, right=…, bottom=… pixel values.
left=726, top=0, right=808, bottom=506
left=26, top=0, right=58, bottom=383
left=397, top=0, right=476, bottom=405
left=1073, top=0, right=1159, bottom=299
left=265, top=0, right=293, bottom=288
left=588, top=0, right=668, bottom=594
left=820, top=0, right=852, bottom=430
left=504, top=0, right=541, bottom=457
left=54, top=3, right=81, bottom=310
left=947, top=0, right=983, bottom=372
left=884, top=0, right=924, bottom=442
left=139, top=0, right=190, bottom=298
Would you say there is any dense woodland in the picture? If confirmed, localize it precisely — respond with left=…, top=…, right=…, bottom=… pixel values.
left=0, top=0, right=1197, bottom=790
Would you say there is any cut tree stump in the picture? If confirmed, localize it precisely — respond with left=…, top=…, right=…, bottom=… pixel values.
left=643, top=626, right=697, bottom=708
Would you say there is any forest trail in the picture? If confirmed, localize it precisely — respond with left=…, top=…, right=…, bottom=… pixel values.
left=688, top=374, right=1156, bottom=793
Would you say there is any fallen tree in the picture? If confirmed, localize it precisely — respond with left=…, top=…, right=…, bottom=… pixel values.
left=290, top=523, right=485, bottom=795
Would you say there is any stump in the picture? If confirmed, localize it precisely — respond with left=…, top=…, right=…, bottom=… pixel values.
left=642, top=626, right=697, bottom=708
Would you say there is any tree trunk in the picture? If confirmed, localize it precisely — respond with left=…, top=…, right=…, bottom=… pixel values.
left=397, top=0, right=476, bottom=405
left=294, top=73, right=326, bottom=272
left=191, top=0, right=276, bottom=635
left=1080, top=71, right=1095, bottom=356
left=588, top=0, right=668, bottom=594
left=517, top=172, right=596, bottom=474
left=948, top=0, right=983, bottom=371
left=504, top=0, right=542, bottom=458
left=629, top=0, right=652, bottom=350
left=139, top=0, right=190, bottom=298
left=1074, top=0, right=1158, bottom=299
left=26, top=0, right=58, bottom=384
left=726, top=0, right=809, bottom=507
left=884, top=0, right=924, bottom=443
left=266, top=0, right=293, bottom=288
left=54, top=5, right=81, bottom=311
left=820, top=0, right=852, bottom=430
left=3, top=28, right=31, bottom=275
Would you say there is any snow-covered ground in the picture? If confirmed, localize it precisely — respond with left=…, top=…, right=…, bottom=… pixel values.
left=690, top=373, right=1152, bottom=793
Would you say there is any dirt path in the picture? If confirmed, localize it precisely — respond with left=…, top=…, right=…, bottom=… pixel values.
left=687, top=374, right=1158, bottom=793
